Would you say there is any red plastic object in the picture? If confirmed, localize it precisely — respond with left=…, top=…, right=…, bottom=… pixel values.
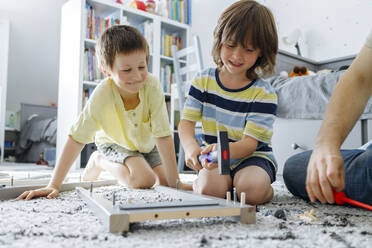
left=130, top=1, right=146, bottom=11
left=334, top=191, right=372, bottom=211
left=222, top=149, right=228, bottom=160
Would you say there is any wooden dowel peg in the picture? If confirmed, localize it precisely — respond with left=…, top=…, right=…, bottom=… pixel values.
left=226, top=191, right=231, bottom=203
left=240, top=192, right=246, bottom=207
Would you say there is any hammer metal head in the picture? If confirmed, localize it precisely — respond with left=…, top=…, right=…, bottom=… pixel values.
left=197, top=131, right=230, bottom=175
left=217, top=131, right=230, bottom=175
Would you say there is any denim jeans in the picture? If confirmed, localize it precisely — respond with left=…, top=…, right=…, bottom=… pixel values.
left=283, top=148, right=372, bottom=205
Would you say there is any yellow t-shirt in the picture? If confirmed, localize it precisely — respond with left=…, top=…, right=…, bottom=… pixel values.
left=69, top=73, right=171, bottom=153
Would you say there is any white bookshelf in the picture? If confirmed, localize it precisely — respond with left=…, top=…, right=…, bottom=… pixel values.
left=58, top=0, right=190, bottom=169
left=0, top=19, right=10, bottom=163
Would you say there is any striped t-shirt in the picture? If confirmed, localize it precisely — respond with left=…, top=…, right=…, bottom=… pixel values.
left=182, top=68, right=278, bottom=172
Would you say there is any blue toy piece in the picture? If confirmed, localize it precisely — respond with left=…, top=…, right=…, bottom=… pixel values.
left=197, top=131, right=230, bottom=175
left=198, top=150, right=218, bottom=163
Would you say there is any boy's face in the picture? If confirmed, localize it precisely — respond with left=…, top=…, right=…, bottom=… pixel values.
left=220, top=40, right=261, bottom=77
left=106, top=51, right=148, bottom=95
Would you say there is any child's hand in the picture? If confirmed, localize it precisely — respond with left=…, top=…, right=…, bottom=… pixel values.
left=16, top=186, right=59, bottom=201
left=185, top=147, right=203, bottom=171
left=200, top=144, right=218, bottom=170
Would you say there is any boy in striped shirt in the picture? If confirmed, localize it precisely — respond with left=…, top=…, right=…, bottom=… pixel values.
left=178, top=0, right=278, bottom=204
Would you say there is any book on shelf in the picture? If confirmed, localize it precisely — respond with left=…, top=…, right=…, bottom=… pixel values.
left=84, top=48, right=104, bottom=82
left=160, top=64, right=174, bottom=93
left=82, top=87, right=95, bottom=107
left=161, top=30, right=182, bottom=57
left=166, top=0, right=191, bottom=24
left=117, top=0, right=191, bottom=25
left=85, top=3, right=120, bottom=40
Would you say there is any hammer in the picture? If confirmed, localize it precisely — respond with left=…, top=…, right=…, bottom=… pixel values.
left=198, top=131, right=230, bottom=175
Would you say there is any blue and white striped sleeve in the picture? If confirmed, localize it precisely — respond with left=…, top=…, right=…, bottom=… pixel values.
left=244, top=84, right=277, bottom=143
left=181, top=73, right=204, bottom=122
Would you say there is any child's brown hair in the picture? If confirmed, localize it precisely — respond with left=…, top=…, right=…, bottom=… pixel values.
left=212, top=0, right=278, bottom=80
left=96, top=25, right=149, bottom=70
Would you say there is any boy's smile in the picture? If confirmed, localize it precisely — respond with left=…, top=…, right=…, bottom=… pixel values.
left=228, top=60, right=244, bottom=68
left=220, top=41, right=261, bottom=78
left=107, top=51, right=148, bottom=98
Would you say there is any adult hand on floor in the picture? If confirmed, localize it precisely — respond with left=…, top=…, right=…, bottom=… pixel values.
left=16, top=185, right=59, bottom=200
left=306, top=147, right=345, bottom=204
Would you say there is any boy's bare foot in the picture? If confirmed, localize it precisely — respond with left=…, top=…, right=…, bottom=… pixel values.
left=192, top=179, right=198, bottom=192
left=82, top=151, right=103, bottom=181
left=179, top=181, right=193, bottom=191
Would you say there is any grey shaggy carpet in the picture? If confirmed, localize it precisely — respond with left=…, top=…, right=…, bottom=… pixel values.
left=0, top=175, right=371, bottom=248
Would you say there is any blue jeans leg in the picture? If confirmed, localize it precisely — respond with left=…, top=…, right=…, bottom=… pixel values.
left=283, top=149, right=372, bottom=205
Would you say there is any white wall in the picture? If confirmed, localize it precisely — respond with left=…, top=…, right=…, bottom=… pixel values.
left=189, top=0, right=232, bottom=68
left=0, top=0, right=370, bottom=112
left=0, top=0, right=67, bottom=112
left=260, top=0, right=371, bottom=60
left=191, top=0, right=372, bottom=67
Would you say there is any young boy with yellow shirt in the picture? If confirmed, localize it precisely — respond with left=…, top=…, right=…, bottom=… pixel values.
left=18, top=25, right=191, bottom=200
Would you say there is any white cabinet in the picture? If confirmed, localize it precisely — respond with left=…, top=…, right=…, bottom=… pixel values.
left=58, top=0, right=190, bottom=169
left=0, top=19, right=10, bottom=163
left=272, top=118, right=363, bottom=174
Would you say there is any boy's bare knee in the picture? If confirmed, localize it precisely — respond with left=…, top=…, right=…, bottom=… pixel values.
left=199, top=186, right=224, bottom=198
left=82, top=151, right=104, bottom=182
left=237, top=182, right=273, bottom=204
left=192, top=179, right=199, bottom=192
left=194, top=181, right=228, bottom=199
left=127, top=172, right=156, bottom=189
left=157, top=177, right=168, bottom=186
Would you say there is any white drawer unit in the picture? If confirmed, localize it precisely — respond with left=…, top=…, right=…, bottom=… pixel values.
left=272, top=118, right=362, bottom=174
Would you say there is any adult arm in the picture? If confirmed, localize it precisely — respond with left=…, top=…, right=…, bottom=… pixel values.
left=306, top=45, right=372, bottom=204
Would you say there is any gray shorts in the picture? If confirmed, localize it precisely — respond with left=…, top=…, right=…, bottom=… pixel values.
left=96, top=143, right=162, bottom=168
